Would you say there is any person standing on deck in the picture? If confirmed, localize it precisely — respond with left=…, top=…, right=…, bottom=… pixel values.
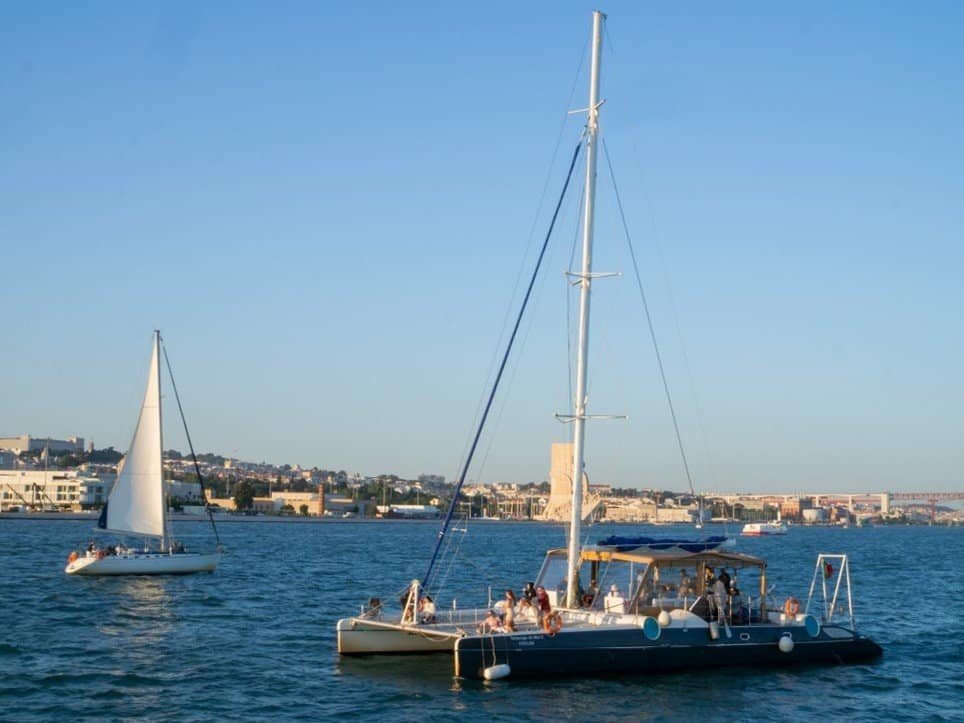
left=535, top=586, right=551, bottom=623
left=503, top=590, right=517, bottom=632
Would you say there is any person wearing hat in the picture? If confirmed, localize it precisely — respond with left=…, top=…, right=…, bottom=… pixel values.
left=604, top=583, right=626, bottom=614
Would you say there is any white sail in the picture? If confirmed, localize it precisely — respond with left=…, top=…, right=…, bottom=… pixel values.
left=105, top=332, right=166, bottom=538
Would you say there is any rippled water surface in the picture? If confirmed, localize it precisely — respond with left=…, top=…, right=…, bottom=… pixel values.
left=1, top=519, right=962, bottom=721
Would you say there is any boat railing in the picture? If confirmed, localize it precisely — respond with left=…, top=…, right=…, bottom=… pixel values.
left=804, top=553, right=855, bottom=629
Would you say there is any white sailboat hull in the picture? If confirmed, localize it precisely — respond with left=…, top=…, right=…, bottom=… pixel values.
left=65, top=551, right=219, bottom=576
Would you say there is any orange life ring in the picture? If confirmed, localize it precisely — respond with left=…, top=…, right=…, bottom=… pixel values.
left=96, top=550, right=106, bottom=560
left=784, top=597, right=800, bottom=617
left=67, top=551, right=78, bottom=563
left=543, top=612, right=563, bottom=636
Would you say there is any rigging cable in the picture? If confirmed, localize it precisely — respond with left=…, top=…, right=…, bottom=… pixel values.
left=422, top=139, right=584, bottom=591
left=601, top=139, right=696, bottom=499
left=160, top=337, right=223, bottom=548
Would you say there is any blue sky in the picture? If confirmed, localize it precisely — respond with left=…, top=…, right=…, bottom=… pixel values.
left=2, top=2, right=961, bottom=494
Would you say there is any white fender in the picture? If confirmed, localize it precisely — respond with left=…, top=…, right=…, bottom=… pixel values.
left=483, top=664, right=511, bottom=681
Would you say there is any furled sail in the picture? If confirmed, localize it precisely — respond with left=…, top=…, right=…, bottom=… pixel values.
left=105, top=333, right=165, bottom=538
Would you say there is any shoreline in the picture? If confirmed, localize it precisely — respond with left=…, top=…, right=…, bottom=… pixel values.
left=0, top=511, right=389, bottom=524
left=0, top=512, right=954, bottom=526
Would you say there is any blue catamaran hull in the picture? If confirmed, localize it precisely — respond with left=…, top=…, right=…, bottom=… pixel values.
left=454, top=623, right=882, bottom=680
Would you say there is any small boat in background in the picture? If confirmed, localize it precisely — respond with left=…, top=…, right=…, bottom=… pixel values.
left=742, top=521, right=788, bottom=536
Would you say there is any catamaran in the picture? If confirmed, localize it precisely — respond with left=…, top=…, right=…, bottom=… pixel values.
left=65, top=331, right=221, bottom=576
left=337, top=11, right=881, bottom=680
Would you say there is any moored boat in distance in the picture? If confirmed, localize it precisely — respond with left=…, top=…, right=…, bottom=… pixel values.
left=742, top=521, right=789, bottom=536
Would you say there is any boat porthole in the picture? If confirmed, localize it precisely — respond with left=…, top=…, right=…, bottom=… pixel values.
left=804, top=614, right=821, bottom=638
left=740, top=633, right=750, bottom=641
left=643, top=617, right=661, bottom=641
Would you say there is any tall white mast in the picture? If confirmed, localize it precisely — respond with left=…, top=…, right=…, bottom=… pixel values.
left=566, top=10, right=604, bottom=609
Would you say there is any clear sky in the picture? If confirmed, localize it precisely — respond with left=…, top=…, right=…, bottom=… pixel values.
left=2, top=2, right=962, bottom=494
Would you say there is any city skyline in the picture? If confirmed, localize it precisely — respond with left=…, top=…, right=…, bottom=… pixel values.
left=3, top=3, right=962, bottom=493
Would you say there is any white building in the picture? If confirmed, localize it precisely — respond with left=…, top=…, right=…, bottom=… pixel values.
left=0, top=469, right=106, bottom=510
left=0, top=435, right=85, bottom=454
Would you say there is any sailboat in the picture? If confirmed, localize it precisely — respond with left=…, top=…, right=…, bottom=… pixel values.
left=337, top=11, right=881, bottom=679
left=65, top=331, right=220, bottom=576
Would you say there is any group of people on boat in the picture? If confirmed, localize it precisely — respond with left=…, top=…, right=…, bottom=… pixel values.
left=84, top=541, right=129, bottom=558
left=543, top=563, right=751, bottom=626
left=685, top=566, right=747, bottom=623
left=397, top=590, right=438, bottom=624
left=477, top=584, right=554, bottom=634
left=76, top=540, right=189, bottom=560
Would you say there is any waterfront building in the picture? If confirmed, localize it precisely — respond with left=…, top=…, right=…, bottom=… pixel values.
left=324, top=496, right=370, bottom=517
left=599, top=498, right=656, bottom=522
left=654, top=505, right=697, bottom=523
left=206, top=496, right=237, bottom=511
left=802, top=508, right=827, bottom=524
left=0, top=469, right=108, bottom=511
left=270, top=490, right=324, bottom=516
left=0, top=435, right=85, bottom=455
left=166, top=480, right=202, bottom=501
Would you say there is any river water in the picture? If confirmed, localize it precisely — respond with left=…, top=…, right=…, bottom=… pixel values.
left=1, top=519, right=961, bottom=721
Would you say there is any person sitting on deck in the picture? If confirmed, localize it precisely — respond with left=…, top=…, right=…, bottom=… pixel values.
left=418, top=594, right=437, bottom=624
left=517, top=597, right=538, bottom=623
left=604, top=584, right=626, bottom=614
left=478, top=609, right=503, bottom=634
left=363, top=597, right=383, bottom=619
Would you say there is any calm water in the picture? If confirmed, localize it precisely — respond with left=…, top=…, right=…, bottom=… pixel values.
left=1, top=519, right=962, bottom=721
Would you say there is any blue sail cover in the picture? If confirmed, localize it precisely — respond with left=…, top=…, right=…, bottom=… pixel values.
left=596, top=535, right=729, bottom=553
left=97, top=502, right=108, bottom=530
